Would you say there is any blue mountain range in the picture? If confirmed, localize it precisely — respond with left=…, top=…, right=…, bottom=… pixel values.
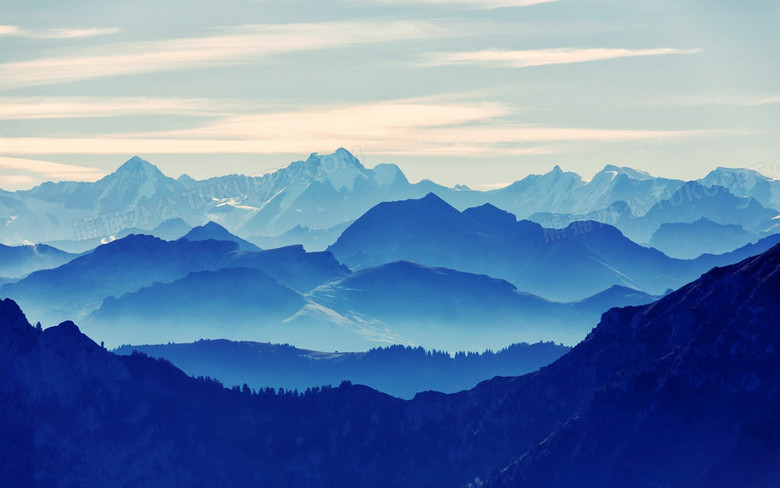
left=0, top=242, right=777, bottom=486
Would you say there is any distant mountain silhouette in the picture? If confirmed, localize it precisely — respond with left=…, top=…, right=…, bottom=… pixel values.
left=115, top=340, right=570, bottom=399
left=227, top=244, right=349, bottom=293
left=0, top=243, right=76, bottom=278
left=621, top=182, right=778, bottom=242
left=247, top=221, right=352, bottom=252
left=700, top=166, right=780, bottom=210
left=89, top=267, right=304, bottom=345
left=650, top=217, right=757, bottom=258
left=569, top=284, right=658, bottom=315
left=180, top=221, right=261, bottom=251
left=0, top=244, right=777, bottom=487
left=4, top=152, right=777, bottom=260
left=529, top=182, right=779, bottom=247
left=329, top=194, right=637, bottom=301
left=308, top=260, right=657, bottom=349
left=84, top=257, right=658, bottom=350
left=43, top=216, right=193, bottom=254
left=151, top=217, right=192, bottom=240
left=475, top=164, right=683, bottom=219
left=1, top=231, right=351, bottom=332
left=329, top=194, right=779, bottom=300
left=0, top=234, right=238, bottom=325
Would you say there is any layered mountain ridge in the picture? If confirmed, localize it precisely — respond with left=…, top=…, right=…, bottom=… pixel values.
left=0, top=243, right=777, bottom=487
left=2, top=151, right=777, bottom=256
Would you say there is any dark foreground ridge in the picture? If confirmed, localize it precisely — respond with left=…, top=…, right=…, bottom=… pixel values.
left=1, top=244, right=779, bottom=487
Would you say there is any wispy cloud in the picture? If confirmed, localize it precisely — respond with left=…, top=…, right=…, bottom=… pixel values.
left=0, top=96, right=249, bottom=119
left=423, top=47, right=700, bottom=68
left=357, top=0, right=558, bottom=8
left=0, top=98, right=726, bottom=158
left=0, top=156, right=106, bottom=190
left=0, top=25, right=119, bottom=40
left=0, top=21, right=448, bottom=89
left=670, top=93, right=780, bottom=107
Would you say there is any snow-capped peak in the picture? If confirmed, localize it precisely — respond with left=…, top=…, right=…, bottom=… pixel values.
left=301, top=149, right=368, bottom=191
left=598, top=165, right=654, bottom=181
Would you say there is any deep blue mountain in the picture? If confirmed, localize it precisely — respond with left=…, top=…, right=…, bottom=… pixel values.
left=226, top=244, right=349, bottom=293
left=0, top=232, right=349, bottom=330
left=308, top=260, right=656, bottom=349
left=88, top=258, right=657, bottom=351
left=0, top=243, right=777, bottom=487
left=0, top=242, right=76, bottom=278
left=0, top=234, right=237, bottom=325
left=115, top=340, right=570, bottom=399
left=476, top=242, right=780, bottom=488
left=180, top=221, right=261, bottom=251
left=569, top=284, right=658, bottom=315
left=329, top=194, right=779, bottom=300
left=329, top=194, right=637, bottom=301
left=650, top=217, right=756, bottom=258
left=89, top=267, right=304, bottom=345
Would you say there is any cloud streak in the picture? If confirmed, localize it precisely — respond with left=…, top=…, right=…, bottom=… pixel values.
left=0, top=25, right=119, bottom=39
left=670, top=93, right=780, bottom=107
left=0, top=98, right=726, bottom=158
left=357, top=0, right=558, bottom=8
left=0, top=156, right=106, bottom=190
left=0, top=21, right=448, bottom=89
left=0, top=96, right=248, bottom=119
left=424, top=47, right=700, bottom=68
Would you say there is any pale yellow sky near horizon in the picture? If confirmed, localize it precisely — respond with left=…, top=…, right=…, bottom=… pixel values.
left=1, top=0, right=779, bottom=190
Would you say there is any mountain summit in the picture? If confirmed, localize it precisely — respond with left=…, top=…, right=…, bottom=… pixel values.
left=2, top=152, right=778, bottom=256
left=180, top=221, right=260, bottom=251
left=115, top=155, right=163, bottom=175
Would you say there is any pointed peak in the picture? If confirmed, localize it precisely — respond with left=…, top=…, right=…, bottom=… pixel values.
left=200, top=221, right=229, bottom=232
left=177, top=173, right=198, bottom=186
left=464, top=203, right=518, bottom=228
left=334, top=147, right=356, bottom=158
left=183, top=221, right=234, bottom=240
left=465, top=202, right=515, bottom=218
left=119, top=155, right=153, bottom=169
left=540, top=165, right=580, bottom=181
left=181, top=221, right=260, bottom=251
left=115, top=156, right=164, bottom=177
left=421, top=192, right=448, bottom=204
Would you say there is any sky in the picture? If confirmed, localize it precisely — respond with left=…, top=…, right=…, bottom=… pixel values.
left=1, top=0, right=779, bottom=190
